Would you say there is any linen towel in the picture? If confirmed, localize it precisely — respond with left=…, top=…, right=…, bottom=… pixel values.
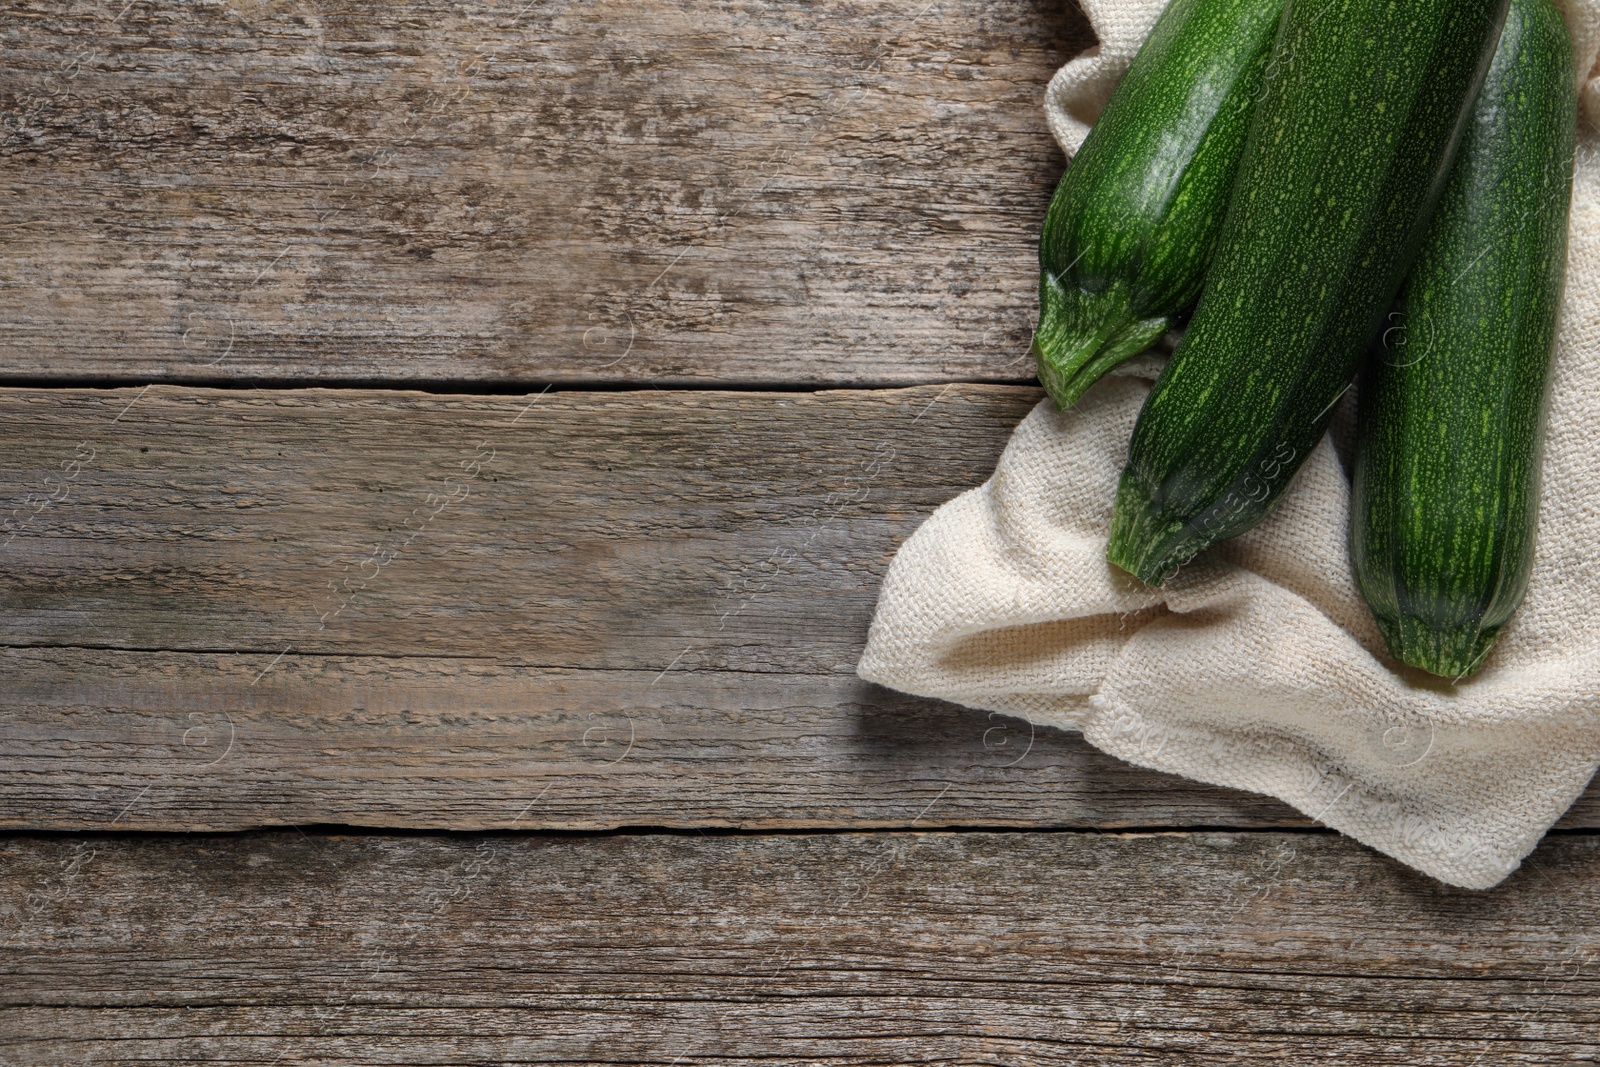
left=858, top=0, right=1600, bottom=889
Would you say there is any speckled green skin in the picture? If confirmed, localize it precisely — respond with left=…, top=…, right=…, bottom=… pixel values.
left=1351, top=0, right=1574, bottom=680
left=1108, top=0, right=1509, bottom=585
left=1033, top=0, right=1285, bottom=408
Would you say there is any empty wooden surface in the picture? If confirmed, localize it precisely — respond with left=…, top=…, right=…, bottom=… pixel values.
left=5, top=829, right=1600, bottom=1064
left=1, top=0, right=1087, bottom=386
left=0, top=384, right=1027, bottom=667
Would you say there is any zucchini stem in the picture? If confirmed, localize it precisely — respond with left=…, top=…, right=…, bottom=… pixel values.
left=1105, top=467, right=1209, bottom=585
left=1033, top=272, right=1170, bottom=409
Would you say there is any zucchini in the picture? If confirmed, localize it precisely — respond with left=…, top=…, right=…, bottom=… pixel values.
left=1106, top=0, right=1509, bottom=585
left=1351, top=0, right=1575, bottom=679
left=1033, top=0, right=1285, bottom=408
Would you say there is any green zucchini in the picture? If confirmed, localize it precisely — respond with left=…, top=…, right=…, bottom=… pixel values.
left=1351, top=0, right=1574, bottom=679
left=1106, top=0, right=1509, bottom=585
left=1033, top=0, right=1284, bottom=409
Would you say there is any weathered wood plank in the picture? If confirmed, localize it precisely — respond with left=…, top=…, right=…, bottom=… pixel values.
left=0, top=648, right=1336, bottom=832
left=4, top=829, right=1599, bottom=1064
left=0, top=381, right=1306, bottom=831
left=0, top=0, right=1087, bottom=385
left=4, top=383, right=1599, bottom=832
left=8, top=646, right=1598, bottom=832
left=0, top=383, right=1027, bottom=667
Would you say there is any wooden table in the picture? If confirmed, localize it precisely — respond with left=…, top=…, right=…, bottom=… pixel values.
left=3, top=1, right=1597, bottom=1062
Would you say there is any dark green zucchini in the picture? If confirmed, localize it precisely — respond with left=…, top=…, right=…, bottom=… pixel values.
left=1351, top=0, right=1574, bottom=679
left=1106, top=0, right=1509, bottom=585
left=1033, top=0, right=1285, bottom=408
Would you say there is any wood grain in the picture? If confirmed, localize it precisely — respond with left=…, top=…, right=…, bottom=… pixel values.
left=4, top=828, right=1599, bottom=1064
left=0, top=647, right=1342, bottom=832
left=4, top=383, right=1599, bottom=833
left=0, top=0, right=1088, bottom=385
left=0, top=382, right=1304, bottom=831
left=0, top=383, right=1028, bottom=667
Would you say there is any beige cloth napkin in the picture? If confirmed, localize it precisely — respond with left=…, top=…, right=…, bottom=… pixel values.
left=859, top=0, right=1600, bottom=889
